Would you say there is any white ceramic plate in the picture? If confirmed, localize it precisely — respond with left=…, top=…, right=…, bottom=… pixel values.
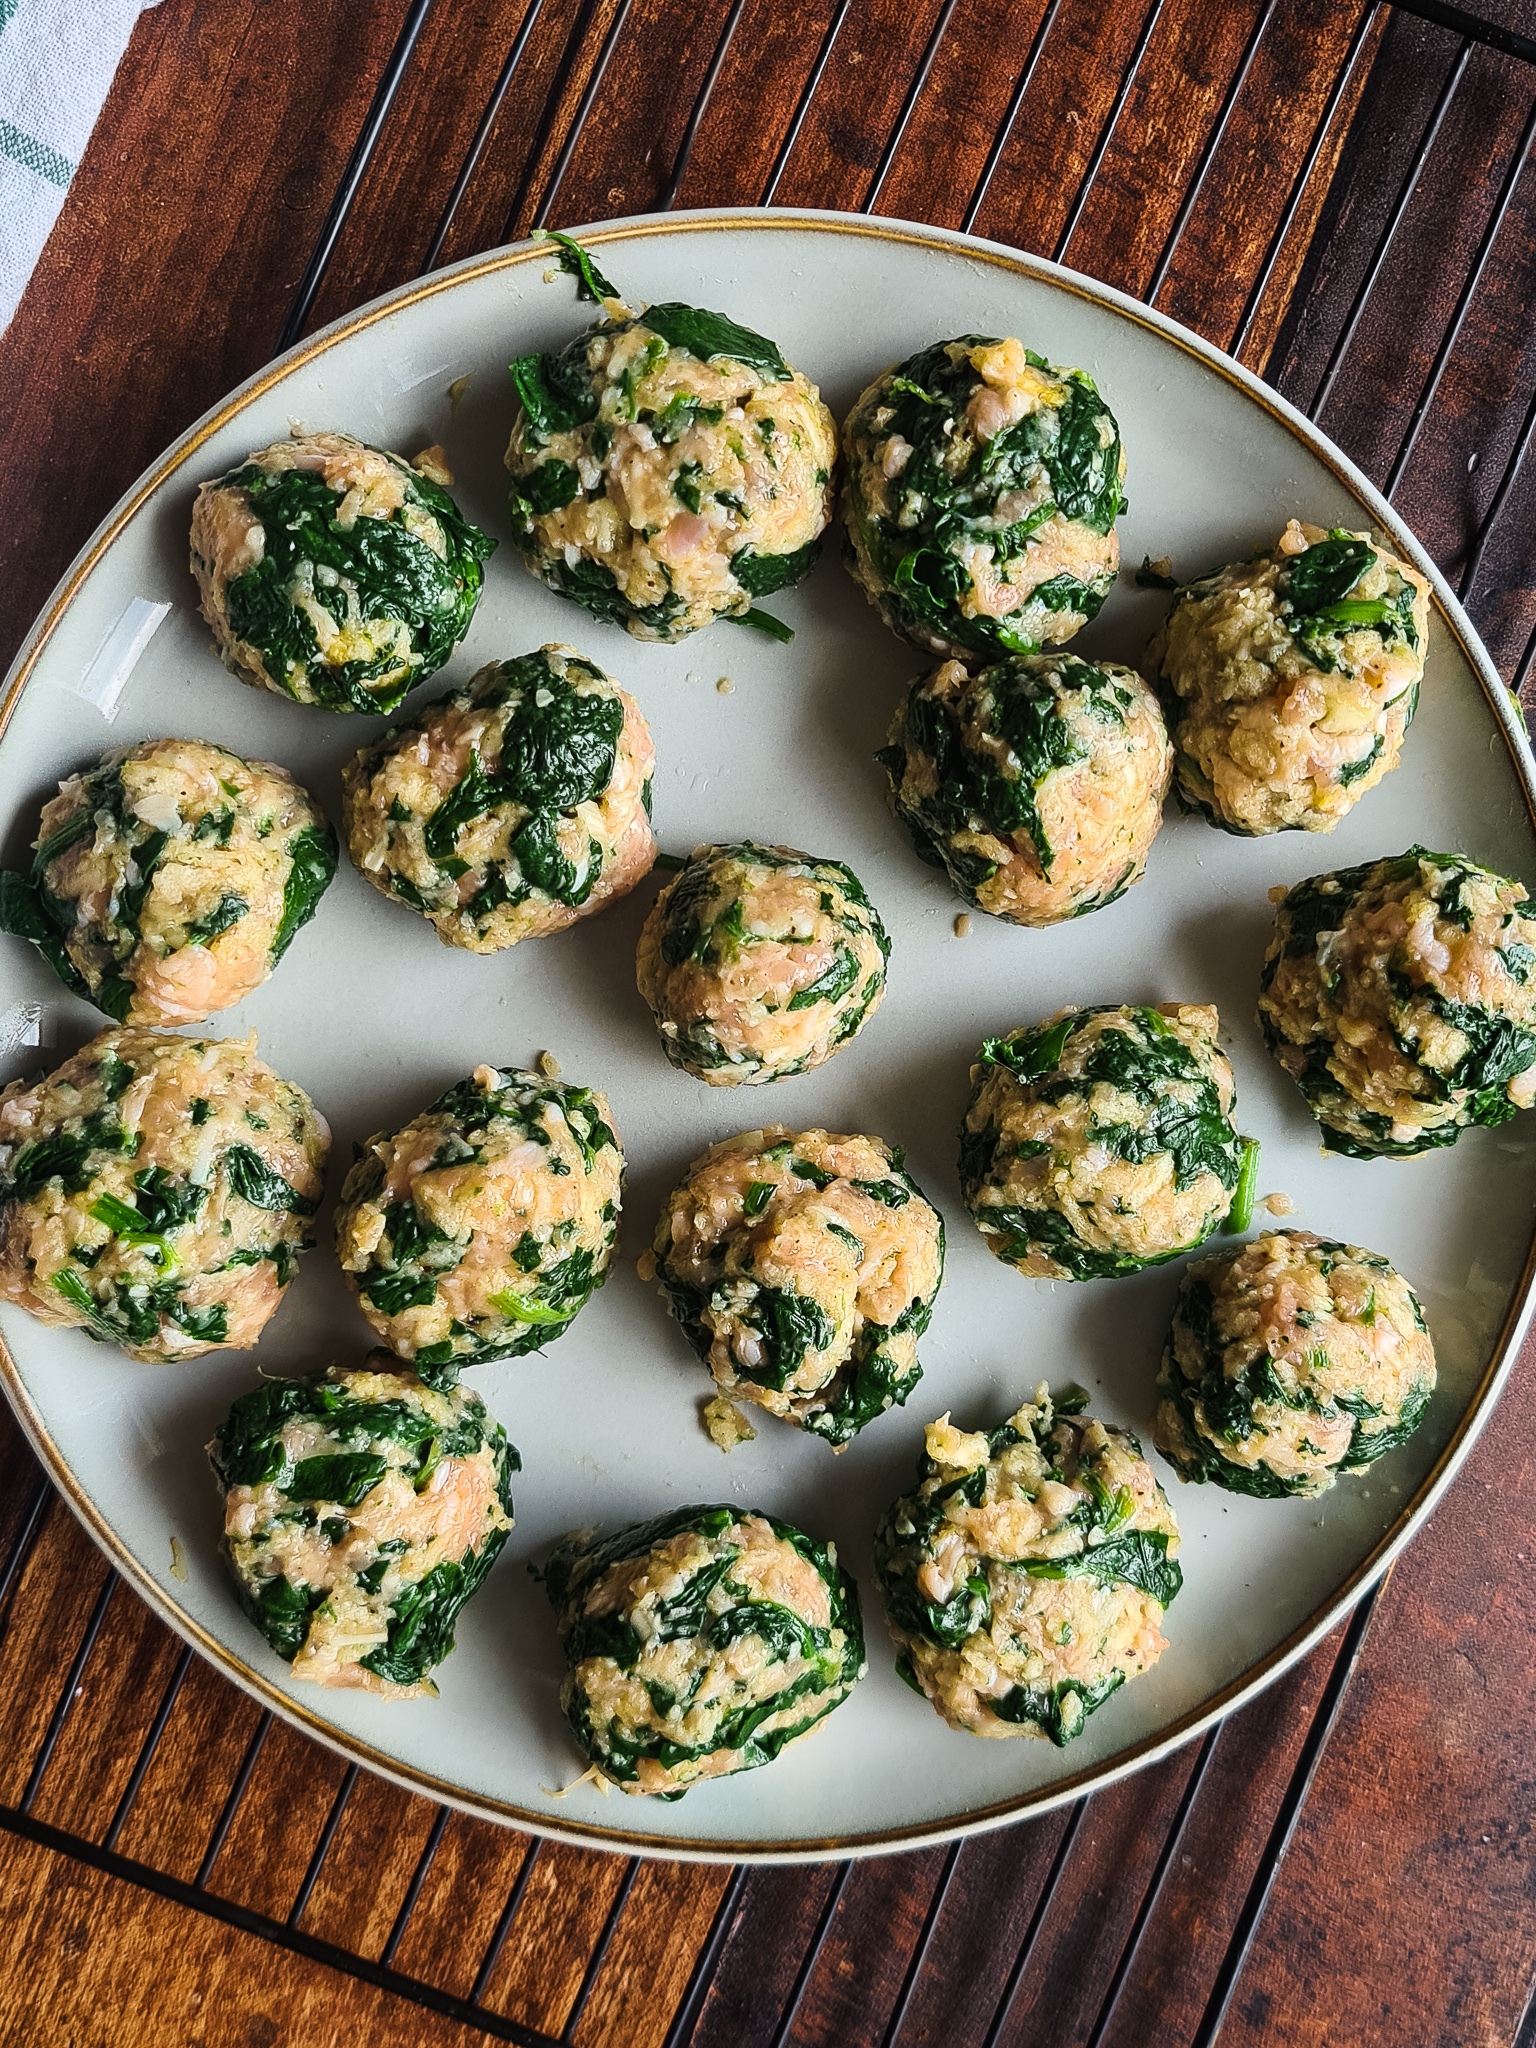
left=3, top=212, right=1534, bottom=1864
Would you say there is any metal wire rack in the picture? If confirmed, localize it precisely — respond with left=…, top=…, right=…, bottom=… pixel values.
left=4, top=0, right=1536, bottom=2040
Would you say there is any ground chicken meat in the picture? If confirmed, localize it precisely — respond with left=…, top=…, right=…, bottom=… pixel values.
left=0, top=736, right=336, bottom=1024
left=1257, top=847, right=1536, bottom=1156
left=190, top=430, right=493, bottom=712
left=874, top=1384, right=1181, bottom=1744
left=0, top=1026, right=327, bottom=1360
left=1154, top=1230, right=1436, bottom=1497
left=960, top=1004, right=1251, bottom=1279
left=335, top=1064, right=623, bottom=1385
left=541, top=1503, right=864, bottom=1795
left=505, top=262, right=835, bottom=641
left=210, top=1359, right=516, bottom=1698
left=635, top=842, right=890, bottom=1083
left=341, top=644, right=656, bottom=952
left=842, top=335, right=1124, bottom=660
left=877, top=653, right=1171, bottom=925
left=1145, top=520, right=1429, bottom=835
left=648, top=1125, right=945, bottom=1447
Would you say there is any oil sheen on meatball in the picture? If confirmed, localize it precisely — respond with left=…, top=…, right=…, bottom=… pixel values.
left=1258, top=847, right=1536, bottom=1157
left=505, top=252, right=835, bottom=642
left=1154, top=1230, right=1436, bottom=1497
left=960, top=1005, right=1249, bottom=1280
left=335, top=1064, right=623, bottom=1386
left=190, top=431, right=493, bottom=712
left=1146, top=520, right=1430, bottom=835
left=842, top=335, right=1124, bottom=660
left=542, top=1503, right=865, bottom=1795
left=635, top=842, right=890, bottom=1084
left=645, top=1125, right=945, bottom=1448
left=877, top=653, right=1171, bottom=925
left=0, top=736, right=337, bottom=1025
left=341, top=644, right=656, bottom=952
left=210, top=1359, right=516, bottom=1697
left=0, top=1027, right=328, bottom=1360
left=874, top=1385, right=1182, bottom=1745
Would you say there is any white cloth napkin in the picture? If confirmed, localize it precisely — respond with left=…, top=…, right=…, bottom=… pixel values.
left=0, top=0, right=158, bottom=336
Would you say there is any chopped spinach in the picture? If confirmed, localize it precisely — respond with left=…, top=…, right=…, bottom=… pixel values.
left=270, top=822, right=338, bottom=963
left=224, top=1143, right=318, bottom=1217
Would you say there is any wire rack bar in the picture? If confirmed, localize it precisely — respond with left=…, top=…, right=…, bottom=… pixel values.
left=287, top=1764, right=360, bottom=1929
left=1145, top=0, right=1277, bottom=303
left=960, top=0, right=1063, bottom=234
left=1231, top=2, right=1381, bottom=363
left=657, top=0, right=748, bottom=210
left=981, top=1797, right=1088, bottom=2048
left=530, top=0, right=638, bottom=232
left=194, top=1709, right=272, bottom=1890
left=1391, top=0, right=1536, bottom=63
left=760, top=0, right=852, bottom=207
left=1460, top=372, right=1536, bottom=600
left=1054, top=0, right=1169, bottom=266
left=879, top=1838, right=966, bottom=2048
left=470, top=1838, right=543, bottom=2006
left=0, top=1802, right=559, bottom=2048
left=661, top=1864, right=747, bottom=2048
left=1192, top=1583, right=1384, bottom=2048
left=380, top=1802, right=452, bottom=1967
left=1084, top=1729, right=1222, bottom=2048
left=1308, top=34, right=1471, bottom=424
left=0, top=1474, right=51, bottom=1614
left=424, top=0, right=549, bottom=270
left=560, top=1855, right=640, bottom=2040
left=769, top=1860, right=853, bottom=2048
left=273, top=0, right=435, bottom=350
left=1383, top=89, right=1536, bottom=499
left=863, top=0, right=961, bottom=216
left=19, top=1568, right=117, bottom=1814
left=102, top=1643, right=194, bottom=1854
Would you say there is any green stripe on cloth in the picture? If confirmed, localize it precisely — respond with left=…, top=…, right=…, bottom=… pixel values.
left=0, top=118, right=73, bottom=188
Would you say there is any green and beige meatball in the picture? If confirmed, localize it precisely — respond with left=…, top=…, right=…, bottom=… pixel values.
left=190, top=431, right=493, bottom=712
left=335, top=1064, right=623, bottom=1386
left=0, top=1027, right=327, bottom=1360
left=0, top=737, right=336, bottom=1025
left=635, top=842, right=890, bottom=1084
left=843, top=335, right=1124, bottom=659
left=506, top=268, right=836, bottom=641
left=341, top=645, right=656, bottom=952
left=877, top=653, right=1171, bottom=925
left=542, top=1503, right=864, bottom=1796
left=1146, top=521, right=1430, bottom=835
left=1154, top=1230, right=1436, bottom=1497
left=960, top=1005, right=1251, bottom=1281
left=210, top=1359, right=516, bottom=1697
left=644, top=1126, right=944, bottom=1448
left=874, top=1385, right=1182, bottom=1745
left=1258, top=847, right=1536, bottom=1158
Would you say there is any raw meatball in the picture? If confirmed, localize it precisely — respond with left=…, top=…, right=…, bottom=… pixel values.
left=635, top=842, right=890, bottom=1084
left=645, top=1126, right=945, bottom=1447
left=541, top=1503, right=864, bottom=1795
left=341, top=645, right=656, bottom=952
left=874, top=1385, right=1182, bottom=1744
left=843, top=335, right=1124, bottom=659
left=191, top=431, right=494, bottom=712
left=960, top=1005, right=1249, bottom=1280
left=877, top=653, right=1171, bottom=924
left=1258, top=847, right=1536, bottom=1157
left=335, top=1064, right=623, bottom=1386
left=505, top=266, right=835, bottom=641
left=0, top=736, right=336, bottom=1025
left=210, top=1358, right=516, bottom=1697
left=1154, top=1230, right=1436, bottom=1497
left=0, top=1027, right=327, bottom=1360
left=1146, top=521, right=1430, bottom=835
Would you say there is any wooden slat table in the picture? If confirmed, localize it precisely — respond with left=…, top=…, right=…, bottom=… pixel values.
left=4, top=2, right=1536, bottom=2041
